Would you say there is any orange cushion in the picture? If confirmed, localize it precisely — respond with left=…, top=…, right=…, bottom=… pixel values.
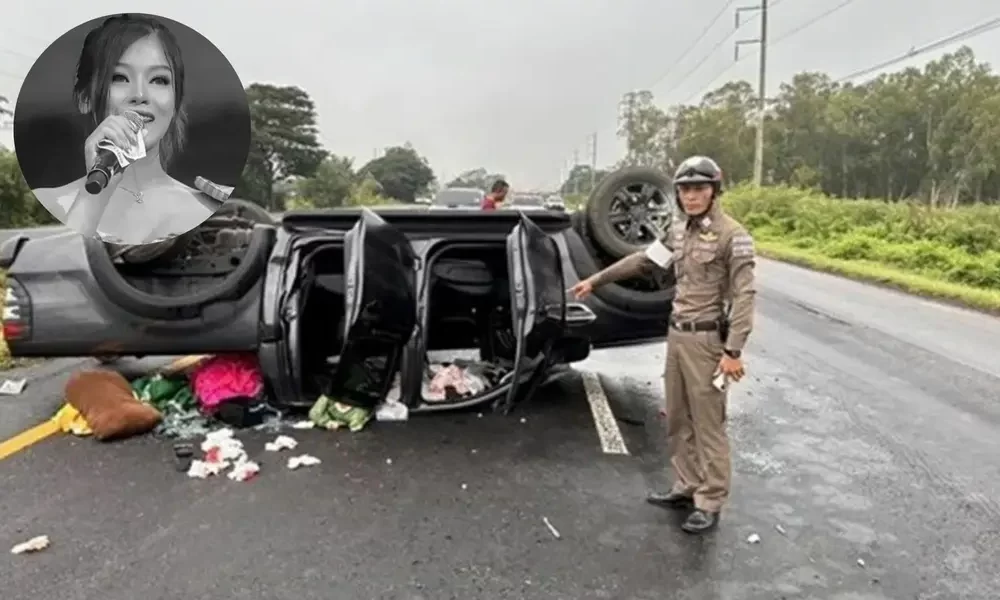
left=65, top=370, right=162, bottom=441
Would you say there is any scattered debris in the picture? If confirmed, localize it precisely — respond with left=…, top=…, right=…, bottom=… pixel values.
left=173, top=442, right=194, bottom=472
left=461, top=483, right=468, bottom=490
left=747, top=533, right=761, bottom=544
left=185, top=428, right=257, bottom=482
left=11, top=535, right=49, bottom=555
left=288, top=454, right=321, bottom=470
left=376, top=399, right=409, bottom=422
left=0, top=378, right=27, bottom=395
left=386, top=458, right=393, bottom=465
left=774, top=524, right=787, bottom=536
left=542, top=516, right=561, bottom=539
left=309, top=395, right=373, bottom=432
left=52, top=403, right=92, bottom=436
left=227, top=458, right=260, bottom=482
left=265, top=435, right=298, bottom=452
left=857, top=558, right=866, bottom=568
left=290, top=420, right=315, bottom=430
left=187, top=460, right=226, bottom=478
left=520, top=417, right=527, bottom=424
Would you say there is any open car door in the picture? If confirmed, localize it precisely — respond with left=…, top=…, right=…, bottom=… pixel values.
left=495, top=212, right=568, bottom=414
left=328, top=208, right=418, bottom=409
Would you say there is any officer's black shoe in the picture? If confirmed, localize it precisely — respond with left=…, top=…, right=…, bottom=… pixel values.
left=646, top=491, right=693, bottom=510
left=680, top=509, right=719, bottom=534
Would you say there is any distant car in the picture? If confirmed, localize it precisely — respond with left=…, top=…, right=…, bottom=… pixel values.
left=505, top=193, right=548, bottom=212
left=430, top=187, right=485, bottom=210
left=544, top=195, right=566, bottom=212
left=0, top=167, right=676, bottom=416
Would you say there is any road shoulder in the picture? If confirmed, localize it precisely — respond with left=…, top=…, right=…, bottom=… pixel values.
left=757, top=240, right=1000, bottom=316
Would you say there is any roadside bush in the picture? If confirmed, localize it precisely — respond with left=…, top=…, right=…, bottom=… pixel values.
left=723, top=184, right=1000, bottom=289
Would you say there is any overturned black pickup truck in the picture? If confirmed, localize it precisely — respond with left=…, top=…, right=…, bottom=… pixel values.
left=0, top=167, right=677, bottom=414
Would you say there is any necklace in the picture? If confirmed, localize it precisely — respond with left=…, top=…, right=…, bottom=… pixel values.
left=119, top=168, right=144, bottom=203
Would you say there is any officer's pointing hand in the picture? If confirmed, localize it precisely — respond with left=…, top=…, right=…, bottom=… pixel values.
left=568, top=278, right=594, bottom=300
left=718, top=354, right=745, bottom=381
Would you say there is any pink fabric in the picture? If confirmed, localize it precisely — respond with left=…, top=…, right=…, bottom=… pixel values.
left=190, top=353, right=264, bottom=410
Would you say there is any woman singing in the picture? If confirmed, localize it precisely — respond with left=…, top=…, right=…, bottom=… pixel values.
left=31, top=14, right=233, bottom=246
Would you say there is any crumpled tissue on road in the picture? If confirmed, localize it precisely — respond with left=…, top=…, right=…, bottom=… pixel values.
left=10, top=535, right=49, bottom=555
left=264, top=435, right=298, bottom=451
left=186, top=428, right=259, bottom=482
left=287, top=454, right=321, bottom=470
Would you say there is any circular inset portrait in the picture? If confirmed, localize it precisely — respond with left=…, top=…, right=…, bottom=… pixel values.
left=13, top=13, right=250, bottom=246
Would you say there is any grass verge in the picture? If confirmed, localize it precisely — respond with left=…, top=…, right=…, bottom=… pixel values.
left=756, top=239, right=1000, bottom=315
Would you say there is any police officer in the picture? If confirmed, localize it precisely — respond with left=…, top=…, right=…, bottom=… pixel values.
left=569, top=155, right=756, bottom=534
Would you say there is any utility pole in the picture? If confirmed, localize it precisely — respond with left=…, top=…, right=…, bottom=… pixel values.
left=735, top=0, right=768, bottom=186
left=590, top=132, right=598, bottom=192
left=572, top=148, right=580, bottom=194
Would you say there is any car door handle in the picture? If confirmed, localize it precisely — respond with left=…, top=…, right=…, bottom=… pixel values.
left=565, top=302, right=597, bottom=325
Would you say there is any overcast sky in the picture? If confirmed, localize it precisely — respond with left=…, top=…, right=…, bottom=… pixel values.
left=1, top=0, right=998, bottom=189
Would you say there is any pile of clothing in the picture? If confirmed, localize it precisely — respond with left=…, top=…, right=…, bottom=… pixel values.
left=52, top=353, right=273, bottom=441
left=422, top=359, right=507, bottom=403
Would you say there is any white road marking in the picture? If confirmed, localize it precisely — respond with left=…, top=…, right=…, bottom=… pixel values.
left=581, top=371, right=629, bottom=455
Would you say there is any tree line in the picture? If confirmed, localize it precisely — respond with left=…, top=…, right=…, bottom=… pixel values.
left=612, top=46, right=1000, bottom=206
left=0, top=84, right=440, bottom=227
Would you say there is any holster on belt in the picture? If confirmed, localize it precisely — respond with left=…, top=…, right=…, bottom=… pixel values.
left=718, top=316, right=730, bottom=344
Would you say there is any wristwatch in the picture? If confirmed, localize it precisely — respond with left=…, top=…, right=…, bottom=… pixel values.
left=723, top=349, right=741, bottom=359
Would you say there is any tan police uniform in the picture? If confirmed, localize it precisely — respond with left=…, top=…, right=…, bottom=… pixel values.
left=644, top=200, right=756, bottom=513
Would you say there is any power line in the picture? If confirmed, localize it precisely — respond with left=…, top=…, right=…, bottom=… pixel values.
left=681, top=0, right=860, bottom=104
left=646, top=0, right=739, bottom=90
left=836, top=16, right=1000, bottom=82
left=657, top=0, right=786, bottom=102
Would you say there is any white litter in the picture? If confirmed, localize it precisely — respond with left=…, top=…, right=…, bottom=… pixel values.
left=187, top=460, right=225, bottom=478
left=186, top=428, right=257, bottom=481
left=542, top=516, right=561, bottom=539
left=288, top=454, right=321, bottom=470
left=774, top=524, right=787, bottom=535
left=857, top=558, right=866, bottom=567
left=290, top=420, right=315, bottom=430
left=201, top=428, right=247, bottom=463
left=386, top=458, right=392, bottom=465
left=461, top=483, right=468, bottom=490
left=747, top=533, right=761, bottom=544
left=265, top=435, right=298, bottom=452
left=0, top=378, right=27, bottom=395
left=11, top=535, right=49, bottom=554
left=227, top=458, right=260, bottom=481
left=376, top=400, right=409, bottom=421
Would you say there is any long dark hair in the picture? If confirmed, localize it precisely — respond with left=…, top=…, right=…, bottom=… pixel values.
left=73, top=14, right=188, bottom=167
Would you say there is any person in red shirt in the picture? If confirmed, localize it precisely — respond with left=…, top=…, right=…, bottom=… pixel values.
left=481, top=179, right=509, bottom=210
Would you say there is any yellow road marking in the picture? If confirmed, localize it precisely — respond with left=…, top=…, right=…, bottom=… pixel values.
left=0, top=355, right=204, bottom=461
left=0, top=419, right=60, bottom=460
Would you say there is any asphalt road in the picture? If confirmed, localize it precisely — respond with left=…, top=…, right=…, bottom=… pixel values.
left=0, top=259, right=998, bottom=599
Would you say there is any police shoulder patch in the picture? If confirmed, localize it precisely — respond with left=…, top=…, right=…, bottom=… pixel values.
left=730, top=230, right=755, bottom=258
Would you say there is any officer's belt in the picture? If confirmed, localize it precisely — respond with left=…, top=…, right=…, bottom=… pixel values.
left=670, top=318, right=721, bottom=332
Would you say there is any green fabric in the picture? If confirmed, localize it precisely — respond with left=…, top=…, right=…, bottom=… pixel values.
left=132, top=374, right=208, bottom=439
left=308, top=395, right=373, bottom=432
left=132, top=374, right=196, bottom=411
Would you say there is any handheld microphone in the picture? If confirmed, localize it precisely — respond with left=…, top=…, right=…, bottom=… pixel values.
left=84, top=110, right=145, bottom=195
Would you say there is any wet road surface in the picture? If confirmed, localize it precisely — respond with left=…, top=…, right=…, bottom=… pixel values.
left=1, top=258, right=999, bottom=599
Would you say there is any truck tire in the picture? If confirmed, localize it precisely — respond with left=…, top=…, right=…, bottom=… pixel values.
left=585, top=166, right=674, bottom=260
left=566, top=212, right=673, bottom=316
